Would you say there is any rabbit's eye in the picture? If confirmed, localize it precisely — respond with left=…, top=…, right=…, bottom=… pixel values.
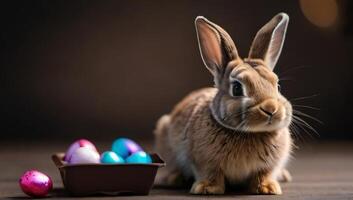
left=231, top=81, right=244, bottom=97
left=277, top=83, right=281, bottom=92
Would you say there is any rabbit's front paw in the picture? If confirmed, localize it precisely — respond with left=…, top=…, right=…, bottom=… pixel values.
left=190, top=180, right=225, bottom=195
left=252, top=179, right=282, bottom=195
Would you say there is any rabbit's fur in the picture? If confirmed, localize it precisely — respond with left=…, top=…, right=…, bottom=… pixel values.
left=154, top=13, right=293, bottom=195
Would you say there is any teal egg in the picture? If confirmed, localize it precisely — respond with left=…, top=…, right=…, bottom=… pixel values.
left=112, top=138, right=142, bottom=158
left=100, top=151, right=125, bottom=164
left=125, top=151, right=152, bottom=164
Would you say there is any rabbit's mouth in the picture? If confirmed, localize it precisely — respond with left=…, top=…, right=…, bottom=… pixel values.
left=211, top=107, right=291, bottom=133
left=210, top=94, right=292, bottom=133
left=245, top=105, right=292, bottom=132
left=266, top=116, right=274, bottom=125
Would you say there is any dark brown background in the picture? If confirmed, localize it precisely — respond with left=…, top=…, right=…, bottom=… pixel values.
left=1, top=0, right=352, bottom=141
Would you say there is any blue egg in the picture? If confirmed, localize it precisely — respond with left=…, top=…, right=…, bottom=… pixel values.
left=112, top=138, right=142, bottom=158
left=126, top=151, right=152, bottom=164
left=100, top=151, right=125, bottom=164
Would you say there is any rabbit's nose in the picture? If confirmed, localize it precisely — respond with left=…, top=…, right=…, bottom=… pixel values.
left=259, top=99, right=278, bottom=117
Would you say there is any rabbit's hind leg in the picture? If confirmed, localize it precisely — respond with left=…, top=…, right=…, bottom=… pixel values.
left=155, top=167, right=189, bottom=187
left=278, top=169, right=292, bottom=182
left=154, top=114, right=172, bottom=159
left=154, top=115, right=186, bottom=187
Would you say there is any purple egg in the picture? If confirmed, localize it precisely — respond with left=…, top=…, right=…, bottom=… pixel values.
left=19, top=170, right=53, bottom=197
left=64, top=139, right=98, bottom=162
left=69, top=147, right=100, bottom=164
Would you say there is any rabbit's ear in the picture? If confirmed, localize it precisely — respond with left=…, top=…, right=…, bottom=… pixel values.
left=248, top=13, right=289, bottom=70
left=195, top=16, right=239, bottom=78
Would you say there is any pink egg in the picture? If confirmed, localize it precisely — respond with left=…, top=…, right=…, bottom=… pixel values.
left=64, top=139, right=98, bottom=162
left=69, top=147, right=100, bottom=164
left=19, top=170, right=53, bottom=197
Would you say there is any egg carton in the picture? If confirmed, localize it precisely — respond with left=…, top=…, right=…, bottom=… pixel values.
left=52, top=153, right=165, bottom=196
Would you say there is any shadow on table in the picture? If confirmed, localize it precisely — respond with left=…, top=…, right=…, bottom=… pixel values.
left=152, top=184, right=256, bottom=197
left=6, top=188, right=67, bottom=199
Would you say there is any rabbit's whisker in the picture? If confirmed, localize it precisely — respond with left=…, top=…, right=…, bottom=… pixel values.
left=289, top=123, right=303, bottom=142
left=292, top=104, right=320, bottom=110
left=290, top=94, right=319, bottom=102
left=291, top=118, right=314, bottom=139
left=222, top=110, right=249, bottom=125
left=293, top=110, right=323, bottom=124
left=292, top=115, right=320, bottom=137
left=291, top=120, right=314, bottom=141
left=278, top=65, right=312, bottom=77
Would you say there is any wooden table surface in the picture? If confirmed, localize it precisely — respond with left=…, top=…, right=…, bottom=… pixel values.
left=1, top=141, right=353, bottom=200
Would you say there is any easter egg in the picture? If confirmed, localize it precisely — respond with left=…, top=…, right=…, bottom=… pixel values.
left=19, top=170, right=53, bottom=197
left=112, top=138, right=142, bottom=158
left=69, top=147, right=100, bottom=164
left=125, top=151, right=152, bottom=164
left=100, top=151, right=125, bottom=164
left=64, top=139, right=98, bottom=162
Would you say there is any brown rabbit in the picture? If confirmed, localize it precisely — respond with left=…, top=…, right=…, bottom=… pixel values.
left=154, top=13, right=293, bottom=195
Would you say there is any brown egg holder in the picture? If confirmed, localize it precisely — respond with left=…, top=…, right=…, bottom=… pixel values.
left=52, top=153, right=165, bottom=196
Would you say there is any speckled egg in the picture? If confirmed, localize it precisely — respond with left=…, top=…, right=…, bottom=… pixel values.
left=19, top=170, right=53, bottom=197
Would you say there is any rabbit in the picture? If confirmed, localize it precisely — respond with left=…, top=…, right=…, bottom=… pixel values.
left=154, top=12, right=293, bottom=195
